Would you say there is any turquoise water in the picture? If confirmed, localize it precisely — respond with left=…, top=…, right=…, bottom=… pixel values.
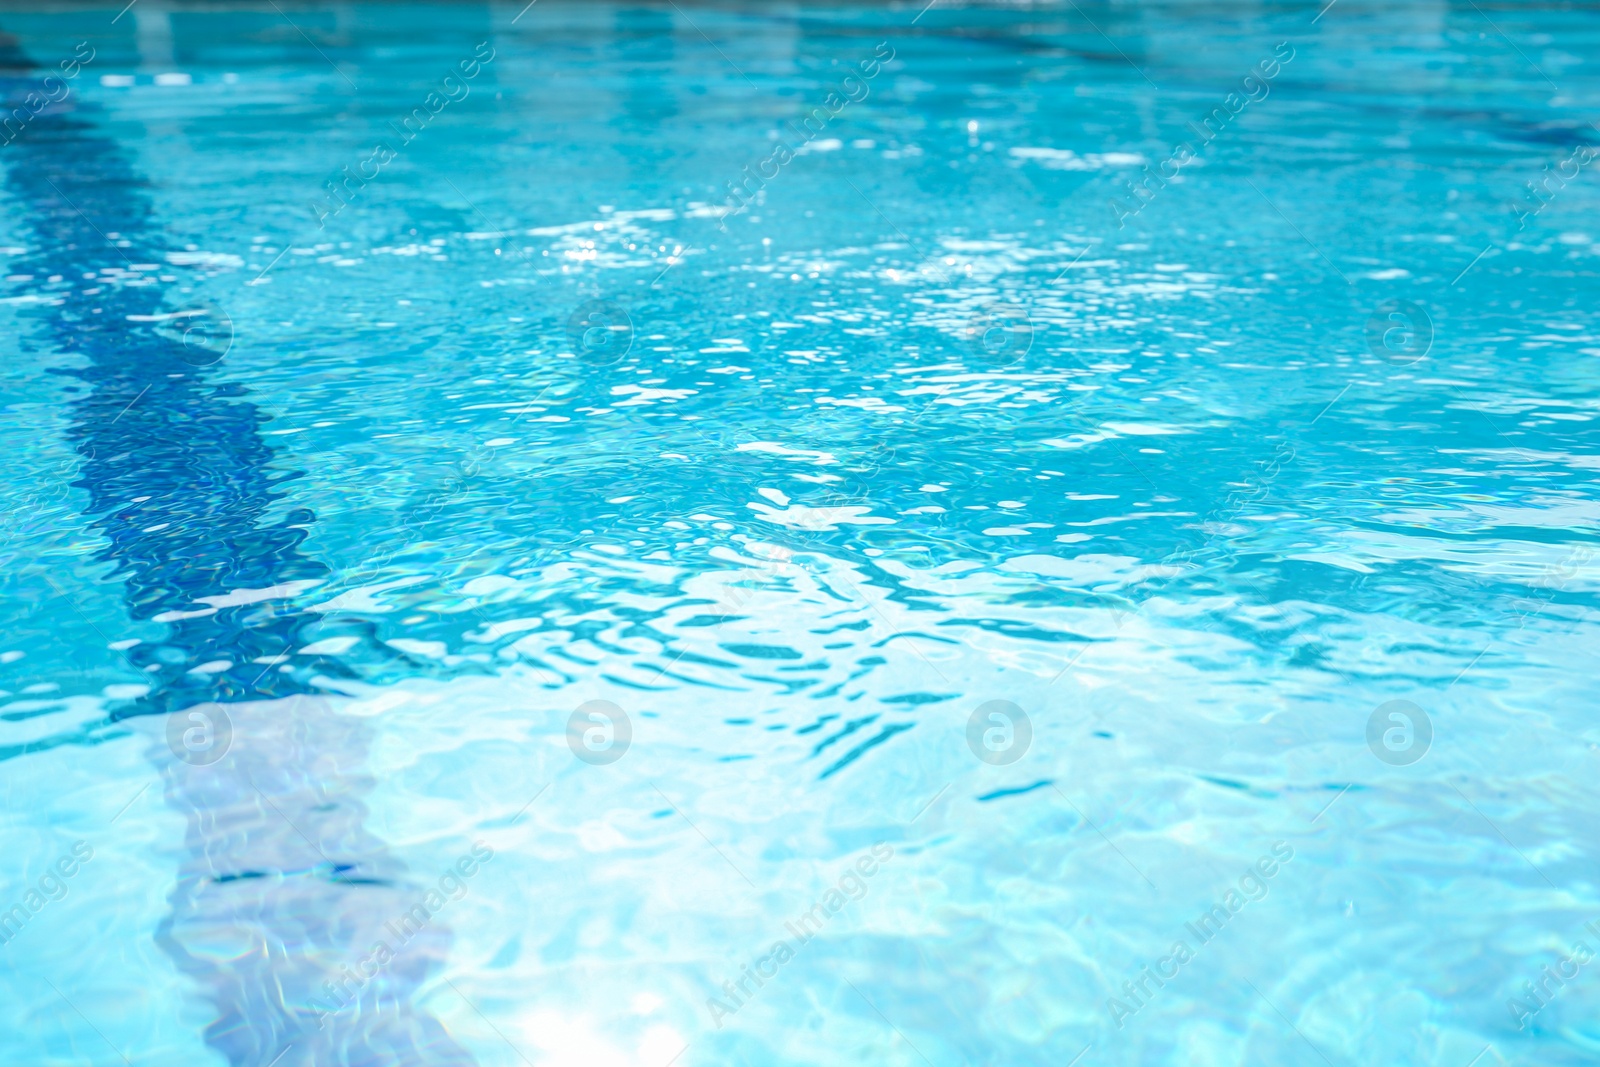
left=2, top=1, right=1599, bottom=1064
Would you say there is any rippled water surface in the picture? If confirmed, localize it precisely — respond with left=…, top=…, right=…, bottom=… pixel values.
left=3, top=1, right=1600, bottom=1064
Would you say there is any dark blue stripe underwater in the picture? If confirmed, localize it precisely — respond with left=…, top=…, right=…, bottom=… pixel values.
left=0, top=32, right=476, bottom=1067
left=0, top=36, right=350, bottom=721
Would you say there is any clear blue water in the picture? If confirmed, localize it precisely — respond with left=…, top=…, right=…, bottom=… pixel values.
left=3, top=1, right=1599, bottom=1064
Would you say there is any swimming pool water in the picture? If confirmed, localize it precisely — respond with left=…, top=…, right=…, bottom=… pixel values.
left=2, top=2, right=1599, bottom=1065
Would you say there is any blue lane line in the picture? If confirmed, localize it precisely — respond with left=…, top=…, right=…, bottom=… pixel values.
left=0, top=39, right=354, bottom=720
left=1, top=33, right=478, bottom=1067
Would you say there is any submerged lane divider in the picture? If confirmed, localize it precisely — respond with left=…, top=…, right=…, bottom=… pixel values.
left=0, top=28, right=477, bottom=1067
